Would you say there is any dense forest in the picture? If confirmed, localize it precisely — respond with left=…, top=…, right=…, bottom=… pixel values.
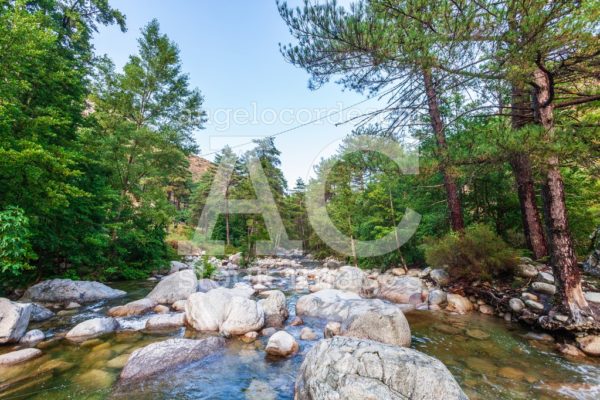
left=1, top=0, right=599, bottom=325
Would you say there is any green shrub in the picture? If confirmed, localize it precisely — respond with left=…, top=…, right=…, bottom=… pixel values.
left=0, top=206, right=37, bottom=276
left=422, top=224, right=518, bottom=282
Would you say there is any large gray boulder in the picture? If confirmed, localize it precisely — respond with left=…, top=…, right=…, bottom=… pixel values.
left=120, top=337, right=225, bottom=381
left=185, top=288, right=264, bottom=336
left=341, top=310, right=411, bottom=347
left=0, top=299, right=32, bottom=344
left=65, top=317, right=118, bottom=341
left=258, top=290, right=288, bottom=328
left=21, top=279, right=126, bottom=304
left=147, top=269, right=198, bottom=304
left=378, top=276, right=425, bottom=304
left=295, top=337, right=467, bottom=400
left=296, top=289, right=413, bottom=322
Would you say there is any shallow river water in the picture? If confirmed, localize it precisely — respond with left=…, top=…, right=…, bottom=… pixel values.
left=1, top=275, right=600, bottom=400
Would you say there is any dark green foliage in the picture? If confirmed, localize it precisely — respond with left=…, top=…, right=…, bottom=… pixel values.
left=423, top=224, right=519, bottom=282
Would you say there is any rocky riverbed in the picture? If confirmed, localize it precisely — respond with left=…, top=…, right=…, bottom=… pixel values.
left=1, top=256, right=600, bottom=399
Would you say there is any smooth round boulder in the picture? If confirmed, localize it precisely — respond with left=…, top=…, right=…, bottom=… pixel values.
left=340, top=310, right=411, bottom=347
left=185, top=288, right=264, bottom=336
left=446, top=294, right=473, bottom=314
left=265, top=331, right=299, bottom=357
left=146, top=270, right=198, bottom=304
left=66, top=317, right=118, bottom=341
left=295, top=337, right=468, bottom=400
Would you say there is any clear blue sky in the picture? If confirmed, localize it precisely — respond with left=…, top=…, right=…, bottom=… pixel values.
left=94, top=0, right=380, bottom=186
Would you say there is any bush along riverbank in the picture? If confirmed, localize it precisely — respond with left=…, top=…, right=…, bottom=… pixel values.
left=1, top=254, right=600, bottom=399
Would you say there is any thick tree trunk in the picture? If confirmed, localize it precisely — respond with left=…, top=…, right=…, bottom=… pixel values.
left=510, top=84, right=547, bottom=259
left=422, top=68, right=465, bottom=232
left=533, top=67, right=593, bottom=325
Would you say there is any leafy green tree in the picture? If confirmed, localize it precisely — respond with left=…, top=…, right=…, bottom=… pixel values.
left=89, top=19, right=206, bottom=277
left=0, top=207, right=37, bottom=276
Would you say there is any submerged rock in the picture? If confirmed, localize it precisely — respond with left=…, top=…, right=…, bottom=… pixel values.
left=295, top=337, right=468, bottom=400
left=296, top=289, right=413, bottom=322
left=258, top=290, right=288, bottom=328
left=120, top=337, right=225, bottom=381
left=185, top=288, right=264, bottom=336
left=0, top=348, right=43, bottom=366
left=108, top=298, right=157, bottom=317
left=66, top=317, right=118, bottom=341
left=245, top=379, right=277, bottom=400
left=300, top=327, right=318, bottom=341
left=19, top=329, right=45, bottom=346
left=0, top=299, right=31, bottom=344
left=265, top=331, right=299, bottom=357
left=146, top=270, right=198, bottom=304
left=340, top=310, right=411, bottom=347
left=21, top=279, right=126, bottom=304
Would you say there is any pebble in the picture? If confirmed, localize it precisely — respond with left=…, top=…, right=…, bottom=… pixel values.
left=509, top=298, right=525, bottom=313
left=524, top=299, right=544, bottom=311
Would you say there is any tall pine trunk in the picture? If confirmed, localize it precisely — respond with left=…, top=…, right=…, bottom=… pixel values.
left=509, top=84, right=548, bottom=259
left=533, top=67, right=593, bottom=325
left=422, top=68, right=464, bottom=232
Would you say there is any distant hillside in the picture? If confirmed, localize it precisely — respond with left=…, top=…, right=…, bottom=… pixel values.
left=188, top=155, right=212, bottom=182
